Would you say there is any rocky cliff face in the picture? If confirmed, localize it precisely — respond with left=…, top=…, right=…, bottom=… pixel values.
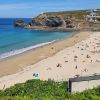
left=30, top=15, right=62, bottom=27
left=29, top=14, right=75, bottom=28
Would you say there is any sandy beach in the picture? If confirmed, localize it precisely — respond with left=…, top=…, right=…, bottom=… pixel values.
left=0, top=31, right=100, bottom=89
left=0, top=31, right=90, bottom=77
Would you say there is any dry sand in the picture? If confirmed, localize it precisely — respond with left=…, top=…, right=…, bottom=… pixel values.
left=1, top=31, right=100, bottom=89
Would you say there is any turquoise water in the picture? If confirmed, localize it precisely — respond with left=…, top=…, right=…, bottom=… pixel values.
left=0, top=18, right=74, bottom=59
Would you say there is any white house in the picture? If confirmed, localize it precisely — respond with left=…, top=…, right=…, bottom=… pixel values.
left=68, top=75, right=100, bottom=93
left=86, top=10, right=100, bottom=22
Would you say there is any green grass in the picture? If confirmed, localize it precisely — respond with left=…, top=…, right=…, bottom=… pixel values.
left=38, top=9, right=100, bottom=20
left=0, top=79, right=100, bottom=100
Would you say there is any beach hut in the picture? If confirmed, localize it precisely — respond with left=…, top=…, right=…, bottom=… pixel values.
left=68, top=75, right=100, bottom=93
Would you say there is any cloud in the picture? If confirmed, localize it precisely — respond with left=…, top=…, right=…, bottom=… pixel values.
left=0, top=3, right=32, bottom=10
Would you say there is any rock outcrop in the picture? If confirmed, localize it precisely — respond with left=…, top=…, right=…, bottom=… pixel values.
left=14, top=20, right=26, bottom=27
left=29, top=14, right=75, bottom=28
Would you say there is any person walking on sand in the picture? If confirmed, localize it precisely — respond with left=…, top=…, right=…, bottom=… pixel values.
left=75, top=65, right=78, bottom=69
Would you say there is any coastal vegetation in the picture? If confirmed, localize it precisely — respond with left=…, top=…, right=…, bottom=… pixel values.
left=0, top=79, right=100, bottom=100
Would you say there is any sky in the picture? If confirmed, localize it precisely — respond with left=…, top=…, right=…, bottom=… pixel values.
left=0, top=0, right=100, bottom=18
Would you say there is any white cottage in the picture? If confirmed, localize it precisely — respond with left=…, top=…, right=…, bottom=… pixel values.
left=68, top=75, right=100, bottom=93
left=86, top=10, right=100, bottom=22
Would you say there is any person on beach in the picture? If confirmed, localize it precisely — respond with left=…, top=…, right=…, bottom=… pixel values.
left=91, top=60, right=93, bottom=63
left=75, top=65, right=78, bottom=69
left=51, top=47, right=54, bottom=50
left=65, top=60, right=68, bottom=62
left=84, top=68, right=88, bottom=72
left=86, top=55, right=90, bottom=58
left=57, top=64, right=62, bottom=67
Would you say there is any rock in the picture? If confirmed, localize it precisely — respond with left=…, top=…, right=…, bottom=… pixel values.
left=65, top=19, right=75, bottom=28
left=29, top=18, right=41, bottom=26
left=14, top=20, right=26, bottom=27
left=29, top=15, right=63, bottom=27
left=43, top=16, right=63, bottom=27
left=28, top=13, right=75, bottom=29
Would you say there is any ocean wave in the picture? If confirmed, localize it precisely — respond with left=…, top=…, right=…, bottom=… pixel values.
left=0, top=40, right=56, bottom=60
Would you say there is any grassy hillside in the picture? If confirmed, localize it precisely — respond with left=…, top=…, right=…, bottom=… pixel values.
left=44, top=10, right=88, bottom=19
left=0, top=79, right=100, bottom=100
left=44, top=9, right=100, bottom=19
left=46, top=9, right=100, bottom=15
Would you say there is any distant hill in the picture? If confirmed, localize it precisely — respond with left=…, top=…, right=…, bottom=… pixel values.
left=27, top=9, right=100, bottom=31
left=15, top=9, right=100, bottom=31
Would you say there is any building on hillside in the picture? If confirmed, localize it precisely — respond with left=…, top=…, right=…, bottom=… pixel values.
left=68, top=75, right=100, bottom=93
left=86, top=10, right=100, bottom=22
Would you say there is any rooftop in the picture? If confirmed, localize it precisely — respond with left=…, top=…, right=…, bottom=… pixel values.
left=69, top=75, right=100, bottom=82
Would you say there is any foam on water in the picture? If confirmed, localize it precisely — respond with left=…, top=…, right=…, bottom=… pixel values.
left=0, top=40, right=56, bottom=60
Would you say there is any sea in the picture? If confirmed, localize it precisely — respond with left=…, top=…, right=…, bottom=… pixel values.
left=0, top=18, right=74, bottom=59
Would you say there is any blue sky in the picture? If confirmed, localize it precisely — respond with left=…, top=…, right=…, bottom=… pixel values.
left=0, top=0, right=100, bottom=18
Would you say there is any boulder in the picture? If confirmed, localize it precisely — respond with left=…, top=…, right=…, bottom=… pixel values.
left=14, top=20, right=26, bottom=27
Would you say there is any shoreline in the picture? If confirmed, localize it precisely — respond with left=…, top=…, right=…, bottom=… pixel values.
left=0, top=31, right=92, bottom=77
left=0, top=30, right=77, bottom=61
left=25, top=25, right=79, bottom=32
left=25, top=25, right=100, bottom=32
left=0, top=40, right=57, bottom=60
